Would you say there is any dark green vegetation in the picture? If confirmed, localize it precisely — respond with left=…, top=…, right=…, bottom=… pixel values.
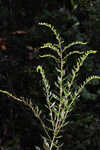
left=0, top=0, right=100, bottom=150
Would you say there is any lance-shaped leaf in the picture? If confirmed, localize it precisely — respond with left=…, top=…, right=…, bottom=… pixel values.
left=37, top=65, right=50, bottom=101
left=63, top=50, right=85, bottom=61
left=68, top=50, right=97, bottom=90
left=55, top=81, right=60, bottom=89
left=52, top=93, right=60, bottom=101
left=74, top=75, right=100, bottom=99
left=0, top=90, right=23, bottom=103
left=40, top=43, right=60, bottom=55
left=38, top=22, right=63, bottom=45
left=42, top=136, right=50, bottom=150
left=63, top=41, right=87, bottom=52
left=68, top=76, right=100, bottom=111
left=40, top=54, right=59, bottom=63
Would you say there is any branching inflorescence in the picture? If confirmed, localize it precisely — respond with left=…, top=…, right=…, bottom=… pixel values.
left=0, top=22, right=100, bottom=150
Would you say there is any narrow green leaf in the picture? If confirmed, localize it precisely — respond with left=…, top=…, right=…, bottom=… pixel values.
left=40, top=43, right=60, bottom=55
left=75, top=75, right=100, bottom=97
left=63, top=41, right=87, bottom=52
left=63, top=50, right=85, bottom=61
left=40, top=54, right=59, bottom=62
left=38, top=22, right=62, bottom=44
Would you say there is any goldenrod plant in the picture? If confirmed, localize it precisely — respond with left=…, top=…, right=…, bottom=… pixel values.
left=0, top=22, right=100, bottom=150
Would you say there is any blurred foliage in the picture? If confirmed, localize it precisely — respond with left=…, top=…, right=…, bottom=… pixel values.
left=0, top=0, right=100, bottom=149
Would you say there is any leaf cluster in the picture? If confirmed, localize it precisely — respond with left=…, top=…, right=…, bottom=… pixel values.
left=36, top=23, right=100, bottom=150
left=0, top=22, right=100, bottom=150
